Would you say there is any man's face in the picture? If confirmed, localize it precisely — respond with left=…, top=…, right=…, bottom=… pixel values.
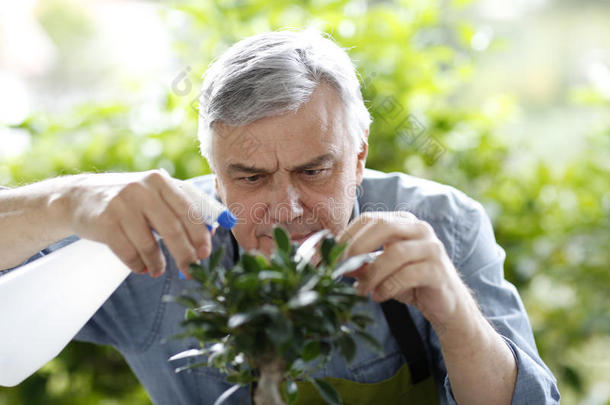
left=211, top=83, right=368, bottom=256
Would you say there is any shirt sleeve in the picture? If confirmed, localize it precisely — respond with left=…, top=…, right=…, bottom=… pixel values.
left=441, top=202, right=560, bottom=404
left=0, top=186, right=47, bottom=276
left=0, top=235, right=80, bottom=277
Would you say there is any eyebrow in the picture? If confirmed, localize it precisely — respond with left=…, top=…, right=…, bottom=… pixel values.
left=226, top=153, right=336, bottom=176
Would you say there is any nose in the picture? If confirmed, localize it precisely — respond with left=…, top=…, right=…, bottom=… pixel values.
left=268, top=178, right=303, bottom=224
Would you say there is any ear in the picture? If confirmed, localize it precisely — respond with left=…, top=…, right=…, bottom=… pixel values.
left=355, top=129, right=369, bottom=186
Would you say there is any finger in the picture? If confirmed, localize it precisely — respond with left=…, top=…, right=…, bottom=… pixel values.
left=120, top=212, right=166, bottom=277
left=337, top=211, right=413, bottom=254
left=338, top=211, right=418, bottom=245
left=345, top=218, right=432, bottom=259
left=140, top=192, right=198, bottom=274
left=355, top=240, right=431, bottom=294
left=156, top=177, right=212, bottom=260
left=341, top=220, right=375, bottom=259
left=107, top=226, right=148, bottom=274
left=337, top=217, right=369, bottom=246
left=371, top=262, right=428, bottom=302
left=338, top=212, right=394, bottom=246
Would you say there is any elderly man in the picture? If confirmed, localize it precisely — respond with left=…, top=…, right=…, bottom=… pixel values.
left=0, top=30, right=558, bottom=404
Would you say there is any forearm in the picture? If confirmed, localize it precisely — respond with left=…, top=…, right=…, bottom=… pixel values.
left=436, top=289, right=517, bottom=405
left=0, top=177, right=72, bottom=270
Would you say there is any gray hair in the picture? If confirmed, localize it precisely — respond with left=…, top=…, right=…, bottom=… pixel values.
left=196, top=29, right=371, bottom=165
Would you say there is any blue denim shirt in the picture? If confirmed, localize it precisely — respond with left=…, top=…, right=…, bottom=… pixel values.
left=3, top=169, right=560, bottom=404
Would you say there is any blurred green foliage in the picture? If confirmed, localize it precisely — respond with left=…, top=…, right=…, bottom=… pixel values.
left=1, top=0, right=608, bottom=404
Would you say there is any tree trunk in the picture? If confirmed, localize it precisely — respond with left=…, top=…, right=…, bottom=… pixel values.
left=253, top=357, right=285, bottom=405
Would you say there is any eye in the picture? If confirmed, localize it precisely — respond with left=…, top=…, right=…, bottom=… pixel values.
left=240, top=174, right=262, bottom=184
left=302, top=169, right=324, bottom=177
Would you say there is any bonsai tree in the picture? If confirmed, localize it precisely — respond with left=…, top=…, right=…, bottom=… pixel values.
left=165, top=226, right=383, bottom=405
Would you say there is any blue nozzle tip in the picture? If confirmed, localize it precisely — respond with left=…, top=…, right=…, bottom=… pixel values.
left=217, top=210, right=237, bottom=229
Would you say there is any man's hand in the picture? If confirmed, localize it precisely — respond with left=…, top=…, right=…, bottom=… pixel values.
left=339, top=211, right=517, bottom=405
left=338, top=211, right=467, bottom=331
left=58, top=170, right=213, bottom=278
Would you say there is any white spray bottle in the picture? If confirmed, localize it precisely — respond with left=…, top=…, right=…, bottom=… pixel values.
left=0, top=181, right=236, bottom=387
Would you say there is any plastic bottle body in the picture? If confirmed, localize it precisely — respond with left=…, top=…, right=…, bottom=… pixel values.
left=0, top=184, right=236, bottom=386
left=0, top=239, right=130, bottom=386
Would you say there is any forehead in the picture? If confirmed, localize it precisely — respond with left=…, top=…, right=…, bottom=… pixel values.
left=212, top=83, right=350, bottom=170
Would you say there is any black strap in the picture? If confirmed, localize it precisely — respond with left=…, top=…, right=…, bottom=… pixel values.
left=381, top=299, right=431, bottom=384
left=230, top=231, right=240, bottom=264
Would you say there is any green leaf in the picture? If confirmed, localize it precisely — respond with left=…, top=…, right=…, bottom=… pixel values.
left=299, top=274, right=320, bottom=292
left=319, top=340, right=332, bottom=357
left=321, top=237, right=335, bottom=265
left=292, top=313, right=327, bottom=334
left=207, top=343, right=228, bottom=366
left=228, top=305, right=280, bottom=329
left=168, top=348, right=208, bottom=362
left=226, top=372, right=255, bottom=385
left=181, top=314, right=224, bottom=328
left=195, top=301, right=226, bottom=315
left=301, top=340, right=321, bottom=361
left=174, top=360, right=210, bottom=373
left=185, top=308, right=199, bottom=321
left=235, top=273, right=259, bottom=291
left=288, top=291, right=319, bottom=309
left=290, top=359, right=308, bottom=373
left=329, top=243, right=348, bottom=267
left=255, top=255, right=270, bottom=269
left=295, top=229, right=331, bottom=270
left=284, top=380, right=298, bottom=405
left=331, top=252, right=381, bottom=279
left=350, top=314, right=374, bottom=329
left=259, top=304, right=282, bottom=317
left=321, top=307, right=340, bottom=333
left=258, top=270, right=286, bottom=282
left=188, top=263, right=208, bottom=283
left=273, top=226, right=291, bottom=254
left=325, top=294, right=353, bottom=310
left=213, top=384, right=242, bottom=405
left=228, top=312, right=258, bottom=329
left=309, top=378, right=342, bottom=405
left=337, top=334, right=357, bottom=363
left=241, top=253, right=261, bottom=273
left=266, top=316, right=292, bottom=345
left=234, top=333, right=256, bottom=353
left=163, top=294, right=198, bottom=308
left=209, top=246, right=225, bottom=271
left=181, top=318, right=228, bottom=339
